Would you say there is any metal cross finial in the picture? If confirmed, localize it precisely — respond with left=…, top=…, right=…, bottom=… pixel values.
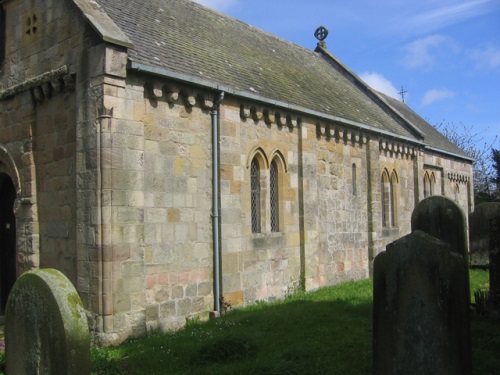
left=314, top=26, right=329, bottom=49
left=398, top=86, right=408, bottom=103
left=314, top=26, right=329, bottom=41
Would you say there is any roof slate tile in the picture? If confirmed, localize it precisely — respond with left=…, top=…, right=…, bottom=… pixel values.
left=93, top=0, right=468, bottom=158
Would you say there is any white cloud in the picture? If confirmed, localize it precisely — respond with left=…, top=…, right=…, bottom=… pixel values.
left=469, top=45, right=500, bottom=69
left=359, top=72, right=400, bottom=100
left=421, top=89, right=455, bottom=106
left=402, top=35, right=452, bottom=69
left=192, top=0, right=239, bottom=11
left=408, top=0, right=494, bottom=32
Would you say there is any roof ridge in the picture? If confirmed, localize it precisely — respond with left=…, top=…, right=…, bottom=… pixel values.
left=315, top=44, right=426, bottom=140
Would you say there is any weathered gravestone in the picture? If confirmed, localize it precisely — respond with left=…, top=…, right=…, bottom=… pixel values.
left=411, top=195, right=471, bottom=304
left=490, top=216, right=500, bottom=313
left=373, top=197, right=472, bottom=375
left=411, top=196, right=468, bottom=259
left=5, top=268, right=90, bottom=375
left=469, top=203, right=500, bottom=267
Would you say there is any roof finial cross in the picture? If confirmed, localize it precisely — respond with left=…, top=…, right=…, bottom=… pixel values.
left=314, top=26, right=329, bottom=49
left=398, top=86, right=408, bottom=103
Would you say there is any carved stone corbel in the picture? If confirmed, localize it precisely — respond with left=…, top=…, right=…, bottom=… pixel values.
left=165, top=85, right=179, bottom=103
left=198, top=94, right=214, bottom=110
left=286, top=114, right=297, bottom=128
left=250, top=106, right=263, bottom=122
left=276, top=112, right=287, bottom=127
left=263, top=108, right=275, bottom=124
left=182, top=90, right=197, bottom=107
left=240, top=104, right=250, bottom=119
left=146, top=82, right=164, bottom=99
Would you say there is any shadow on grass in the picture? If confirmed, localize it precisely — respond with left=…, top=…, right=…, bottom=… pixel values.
left=92, top=271, right=500, bottom=375
left=94, top=298, right=373, bottom=375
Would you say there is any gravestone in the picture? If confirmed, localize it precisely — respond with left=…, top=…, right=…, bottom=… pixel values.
left=490, top=216, right=500, bottom=312
left=469, top=203, right=500, bottom=267
left=411, top=195, right=471, bottom=304
left=5, top=268, right=90, bottom=375
left=411, top=196, right=468, bottom=258
left=374, top=197, right=472, bottom=375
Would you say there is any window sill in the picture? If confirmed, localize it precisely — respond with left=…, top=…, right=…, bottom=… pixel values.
left=382, top=227, right=400, bottom=237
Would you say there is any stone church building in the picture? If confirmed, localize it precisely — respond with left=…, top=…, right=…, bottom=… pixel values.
left=0, top=0, right=473, bottom=342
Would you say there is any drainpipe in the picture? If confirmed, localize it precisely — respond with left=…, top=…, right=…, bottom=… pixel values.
left=211, top=91, right=224, bottom=315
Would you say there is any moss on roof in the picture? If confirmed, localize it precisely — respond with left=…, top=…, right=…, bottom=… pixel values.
left=92, top=0, right=470, bottom=159
left=378, top=92, right=470, bottom=159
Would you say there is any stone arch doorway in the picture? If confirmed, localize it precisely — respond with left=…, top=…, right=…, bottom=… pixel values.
left=0, top=173, right=17, bottom=314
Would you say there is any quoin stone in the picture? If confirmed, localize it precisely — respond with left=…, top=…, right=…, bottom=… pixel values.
left=5, top=268, right=90, bottom=375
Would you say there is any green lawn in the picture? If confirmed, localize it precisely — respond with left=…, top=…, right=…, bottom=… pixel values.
left=91, top=269, right=499, bottom=374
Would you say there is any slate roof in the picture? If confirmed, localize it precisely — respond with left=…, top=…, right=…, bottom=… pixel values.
left=377, top=93, right=470, bottom=158
left=91, top=0, right=470, bottom=160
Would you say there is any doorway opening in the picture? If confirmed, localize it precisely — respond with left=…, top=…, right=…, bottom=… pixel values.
left=0, top=173, right=17, bottom=314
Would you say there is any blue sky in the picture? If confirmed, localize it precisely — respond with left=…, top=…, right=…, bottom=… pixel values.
left=194, top=0, right=499, bottom=144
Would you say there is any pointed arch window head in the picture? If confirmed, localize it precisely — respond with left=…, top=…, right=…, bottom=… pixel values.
left=382, top=169, right=399, bottom=228
left=251, top=158, right=261, bottom=233
left=423, top=171, right=436, bottom=198
left=381, top=170, right=391, bottom=228
left=424, top=172, right=430, bottom=198
left=270, top=160, right=279, bottom=232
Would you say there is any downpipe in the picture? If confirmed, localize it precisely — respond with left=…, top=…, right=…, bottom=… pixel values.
left=211, top=91, right=224, bottom=315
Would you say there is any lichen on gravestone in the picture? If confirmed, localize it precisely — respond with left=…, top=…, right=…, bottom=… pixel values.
left=5, top=268, right=90, bottom=374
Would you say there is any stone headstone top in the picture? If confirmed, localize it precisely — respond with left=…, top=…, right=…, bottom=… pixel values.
left=5, top=268, right=90, bottom=375
left=469, top=202, right=500, bottom=266
left=411, top=196, right=468, bottom=258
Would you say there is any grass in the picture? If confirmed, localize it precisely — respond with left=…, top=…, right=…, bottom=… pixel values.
left=90, top=269, right=499, bottom=374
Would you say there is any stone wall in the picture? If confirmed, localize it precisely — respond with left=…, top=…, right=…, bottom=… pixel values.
left=316, top=127, right=370, bottom=286
left=377, top=146, right=417, bottom=253
left=0, top=0, right=475, bottom=344
left=0, top=0, right=88, bottom=285
left=220, top=99, right=303, bottom=305
left=420, top=149, right=473, bottom=213
left=35, top=93, right=77, bottom=282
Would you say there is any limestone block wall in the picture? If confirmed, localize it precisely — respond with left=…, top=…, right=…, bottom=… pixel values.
left=220, top=100, right=303, bottom=305
left=1, top=0, right=88, bottom=285
left=376, top=140, right=418, bottom=254
left=2, top=0, right=83, bottom=85
left=34, top=93, right=77, bottom=282
left=99, top=74, right=217, bottom=338
left=422, top=151, right=473, bottom=213
left=315, top=127, right=370, bottom=286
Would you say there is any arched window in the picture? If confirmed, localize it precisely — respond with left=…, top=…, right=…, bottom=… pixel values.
left=381, top=170, right=391, bottom=228
left=454, top=183, right=460, bottom=202
left=382, top=169, right=398, bottom=228
left=270, top=160, right=279, bottom=232
left=424, top=171, right=436, bottom=199
left=390, top=171, right=398, bottom=226
left=430, top=172, right=436, bottom=196
left=352, top=163, right=357, bottom=196
left=251, top=158, right=261, bottom=233
left=423, top=172, right=431, bottom=198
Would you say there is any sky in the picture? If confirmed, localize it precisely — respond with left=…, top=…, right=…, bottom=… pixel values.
left=193, top=0, right=500, bottom=146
